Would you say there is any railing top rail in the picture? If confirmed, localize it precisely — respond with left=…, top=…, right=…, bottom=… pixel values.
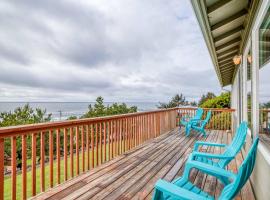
left=0, top=107, right=178, bottom=137
left=177, top=107, right=235, bottom=112
left=259, top=109, right=270, bottom=112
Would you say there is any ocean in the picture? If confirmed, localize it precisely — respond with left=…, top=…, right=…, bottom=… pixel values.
left=0, top=102, right=159, bottom=121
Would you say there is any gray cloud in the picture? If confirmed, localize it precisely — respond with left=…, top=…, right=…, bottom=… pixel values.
left=0, top=0, right=221, bottom=102
left=0, top=43, right=29, bottom=65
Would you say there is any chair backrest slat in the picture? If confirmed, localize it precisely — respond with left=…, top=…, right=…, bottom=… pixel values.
left=219, top=138, right=259, bottom=200
left=218, top=122, right=248, bottom=168
left=194, top=108, right=204, bottom=120
left=201, top=110, right=212, bottom=128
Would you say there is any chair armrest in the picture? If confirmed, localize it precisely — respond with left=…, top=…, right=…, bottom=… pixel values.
left=181, top=115, right=192, bottom=121
left=189, top=118, right=201, bottom=124
left=185, top=160, right=236, bottom=181
left=191, top=152, right=234, bottom=160
left=155, top=179, right=210, bottom=200
left=194, top=141, right=227, bottom=151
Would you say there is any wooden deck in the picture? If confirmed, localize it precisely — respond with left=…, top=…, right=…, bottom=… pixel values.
left=32, top=128, right=255, bottom=200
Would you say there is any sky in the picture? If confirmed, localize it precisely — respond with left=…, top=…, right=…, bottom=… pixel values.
left=0, top=0, right=222, bottom=102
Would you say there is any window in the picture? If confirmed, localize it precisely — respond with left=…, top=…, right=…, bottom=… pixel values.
left=259, top=7, right=270, bottom=135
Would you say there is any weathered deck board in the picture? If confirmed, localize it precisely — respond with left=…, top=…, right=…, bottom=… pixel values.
left=32, top=128, right=255, bottom=200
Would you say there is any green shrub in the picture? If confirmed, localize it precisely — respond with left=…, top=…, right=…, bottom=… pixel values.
left=201, top=92, right=230, bottom=108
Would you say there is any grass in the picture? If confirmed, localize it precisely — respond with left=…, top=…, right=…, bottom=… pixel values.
left=4, top=140, right=130, bottom=200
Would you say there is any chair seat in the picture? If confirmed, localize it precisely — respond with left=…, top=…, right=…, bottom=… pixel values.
left=181, top=120, right=189, bottom=126
left=164, top=177, right=214, bottom=200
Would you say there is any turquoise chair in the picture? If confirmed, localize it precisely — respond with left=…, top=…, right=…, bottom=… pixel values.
left=152, top=137, right=259, bottom=200
left=180, top=108, right=204, bottom=136
left=190, top=121, right=248, bottom=180
left=190, top=110, right=212, bottom=137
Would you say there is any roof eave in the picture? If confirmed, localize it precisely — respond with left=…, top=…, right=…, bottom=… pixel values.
left=190, top=0, right=225, bottom=87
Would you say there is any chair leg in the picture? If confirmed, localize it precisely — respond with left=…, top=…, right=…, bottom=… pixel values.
left=186, top=126, right=191, bottom=136
left=179, top=125, right=182, bottom=133
left=152, top=188, right=164, bottom=200
left=181, top=162, right=193, bottom=181
left=201, top=129, right=207, bottom=137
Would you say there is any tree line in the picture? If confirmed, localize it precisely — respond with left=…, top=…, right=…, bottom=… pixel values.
left=157, top=92, right=230, bottom=108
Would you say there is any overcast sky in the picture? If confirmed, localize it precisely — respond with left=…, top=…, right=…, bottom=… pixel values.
left=0, top=0, right=222, bottom=102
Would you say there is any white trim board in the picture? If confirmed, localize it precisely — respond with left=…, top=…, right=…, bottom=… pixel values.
left=247, top=129, right=270, bottom=165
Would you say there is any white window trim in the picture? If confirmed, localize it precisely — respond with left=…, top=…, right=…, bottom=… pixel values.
left=242, top=40, right=251, bottom=123
left=251, top=0, right=270, bottom=137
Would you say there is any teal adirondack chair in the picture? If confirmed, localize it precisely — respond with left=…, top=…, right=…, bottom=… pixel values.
left=190, top=110, right=212, bottom=137
left=180, top=108, right=204, bottom=136
left=189, top=121, right=248, bottom=180
left=152, top=137, right=259, bottom=200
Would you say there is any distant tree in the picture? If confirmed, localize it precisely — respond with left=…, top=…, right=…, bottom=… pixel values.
left=0, top=104, right=52, bottom=168
left=190, top=101, right=197, bottom=106
left=198, top=92, right=216, bottom=106
left=200, top=92, right=230, bottom=108
left=261, top=101, right=270, bottom=108
left=82, top=96, right=137, bottom=118
left=67, top=115, right=78, bottom=120
left=157, top=94, right=189, bottom=108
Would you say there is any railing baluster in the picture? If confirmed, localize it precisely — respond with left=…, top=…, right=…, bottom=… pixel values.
left=56, top=129, right=61, bottom=184
left=111, top=121, right=114, bottom=159
left=76, top=126, right=79, bottom=175
left=112, top=121, right=115, bottom=157
left=119, top=119, right=122, bottom=154
left=136, top=116, right=139, bottom=145
left=64, top=128, right=68, bottom=180
left=70, top=128, right=74, bottom=177
left=143, top=115, right=145, bottom=141
left=136, top=117, right=139, bottom=145
left=99, top=123, right=102, bottom=164
left=108, top=121, right=111, bottom=160
left=22, top=135, right=27, bottom=200
left=11, top=137, right=17, bottom=200
left=49, top=130, right=54, bottom=188
left=116, top=120, right=119, bottom=156
left=128, top=118, right=131, bottom=150
left=81, top=126, right=85, bottom=172
left=134, top=117, right=137, bottom=147
left=40, top=131, right=45, bottom=192
left=131, top=117, right=134, bottom=148
left=133, top=117, right=136, bottom=147
left=86, top=125, right=90, bottom=170
left=95, top=123, right=98, bottom=166
left=147, top=114, right=150, bottom=140
left=123, top=119, right=126, bottom=151
left=32, top=133, right=37, bottom=196
left=91, top=124, right=94, bottom=168
left=104, top=121, right=107, bottom=162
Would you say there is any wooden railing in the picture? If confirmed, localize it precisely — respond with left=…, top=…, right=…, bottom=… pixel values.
left=177, top=108, right=235, bottom=130
left=259, top=109, right=270, bottom=134
left=0, top=108, right=177, bottom=200
left=0, top=107, right=235, bottom=200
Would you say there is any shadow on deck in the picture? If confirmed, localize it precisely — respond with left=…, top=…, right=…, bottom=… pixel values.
left=32, top=128, right=255, bottom=200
